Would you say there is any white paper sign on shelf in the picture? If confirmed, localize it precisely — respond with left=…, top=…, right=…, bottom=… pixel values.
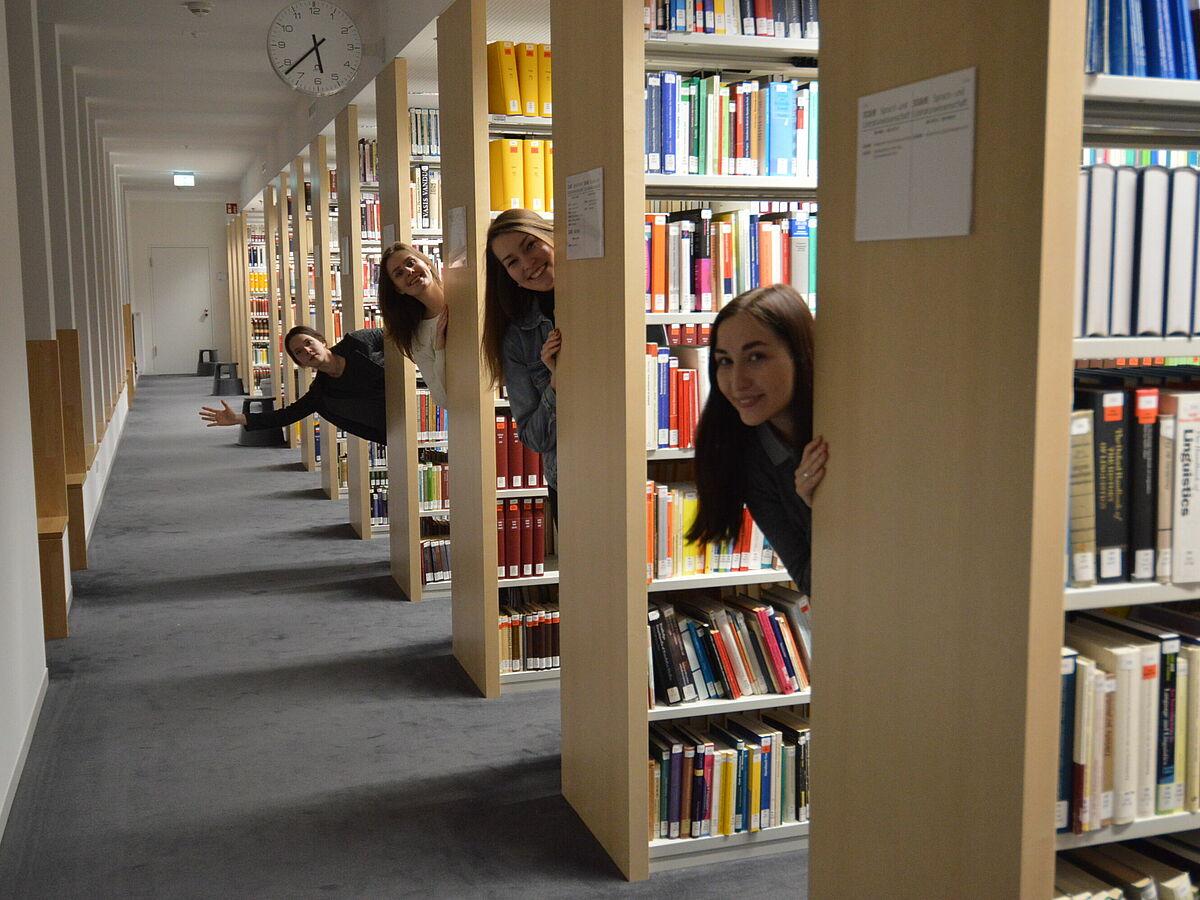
left=566, top=167, right=604, bottom=260
left=446, top=206, right=468, bottom=268
left=381, top=224, right=395, bottom=247
left=855, top=67, right=976, bottom=242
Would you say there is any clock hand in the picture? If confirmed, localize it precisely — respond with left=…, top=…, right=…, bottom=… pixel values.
left=283, top=36, right=326, bottom=75
left=311, top=33, right=324, bottom=73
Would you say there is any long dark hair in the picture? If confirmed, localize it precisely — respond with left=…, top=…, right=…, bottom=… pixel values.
left=482, top=208, right=555, bottom=387
left=377, top=242, right=444, bottom=359
left=687, top=284, right=814, bottom=544
left=283, top=325, right=327, bottom=365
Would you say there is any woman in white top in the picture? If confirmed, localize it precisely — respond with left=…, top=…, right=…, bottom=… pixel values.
left=377, top=242, right=449, bottom=409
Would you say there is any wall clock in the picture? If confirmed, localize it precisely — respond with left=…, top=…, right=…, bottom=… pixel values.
left=267, top=2, right=362, bottom=97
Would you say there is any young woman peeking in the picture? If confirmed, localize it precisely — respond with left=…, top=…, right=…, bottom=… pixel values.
left=687, top=283, right=828, bottom=593
left=376, top=241, right=449, bottom=409
left=482, top=208, right=560, bottom=519
left=199, top=325, right=387, bottom=444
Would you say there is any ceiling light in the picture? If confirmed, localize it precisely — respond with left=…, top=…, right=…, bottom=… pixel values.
left=173, top=172, right=195, bottom=187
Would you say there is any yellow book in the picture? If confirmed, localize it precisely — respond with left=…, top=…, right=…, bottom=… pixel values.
left=714, top=0, right=727, bottom=33
left=536, top=43, right=553, bottom=117
left=515, top=43, right=539, bottom=117
left=521, top=139, right=547, bottom=213
left=748, top=744, right=762, bottom=831
left=545, top=140, right=554, bottom=213
left=489, top=139, right=525, bottom=212
left=680, top=486, right=700, bottom=575
left=486, top=41, right=521, bottom=116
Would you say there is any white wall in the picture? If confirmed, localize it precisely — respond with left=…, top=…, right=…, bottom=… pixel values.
left=0, top=0, right=51, bottom=843
left=124, top=193, right=232, bottom=375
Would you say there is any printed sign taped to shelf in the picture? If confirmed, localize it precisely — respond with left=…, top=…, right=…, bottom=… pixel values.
left=566, top=168, right=604, bottom=260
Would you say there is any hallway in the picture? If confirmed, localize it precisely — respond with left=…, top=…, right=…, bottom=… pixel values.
left=0, top=376, right=804, bottom=898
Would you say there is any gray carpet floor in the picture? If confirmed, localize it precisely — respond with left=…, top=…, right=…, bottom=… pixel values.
left=0, top=375, right=807, bottom=899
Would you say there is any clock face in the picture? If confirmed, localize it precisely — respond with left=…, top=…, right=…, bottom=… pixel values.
left=267, top=2, right=362, bottom=97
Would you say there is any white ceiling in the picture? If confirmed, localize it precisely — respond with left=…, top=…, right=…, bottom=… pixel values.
left=36, top=0, right=550, bottom=209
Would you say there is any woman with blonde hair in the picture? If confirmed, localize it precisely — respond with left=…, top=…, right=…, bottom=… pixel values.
left=482, top=208, right=560, bottom=516
left=377, top=241, right=449, bottom=409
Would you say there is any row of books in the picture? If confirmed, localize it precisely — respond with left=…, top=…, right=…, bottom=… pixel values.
left=495, top=413, right=548, bottom=491
left=359, top=193, right=382, bottom=243
left=664, top=322, right=711, bottom=346
left=418, top=461, right=448, bottom=512
left=647, top=480, right=784, bottom=581
left=1057, top=840, right=1198, bottom=899
left=251, top=347, right=269, bottom=366
left=410, top=164, right=442, bottom=231
left=358, top=138, right=378, bottom=184
left=648, top=586, right=811, bottom=709
left=1059, top=606, right=1200, bottom=838
left=486, top=40, right=552, bottom=119
left=1070, top=375, right=1200, bottom=587
left=409, top=108, right=440, bottom=158
left=247, top=242, right=267, bottom=268
left=644, top=73, right=817, bottom=179
left=645, top=204, right=818, bottom=314
left=249, top=319, right=271, bottom=341
left=421, top=537, right=451, bottom=585
left=645, top=343, right=706, bottom=451
left=644, top=0, right=819, bottom=39
left=489, top=138, right=554, bottom=215
left=1077, top=164, right=1200, bottom=338
left=1085, top=0, right=1200, bottom=79
left=1084, top=148, right=1200, bottom=168
left=247, top=272, right=270, bottom=294
left=649, top=709, right=810, bottom=842
left=417, top=389, right=447, bottom=442
left=496, top=498, right=549, bottom=580
left=500, top=598, right=560, bottom=673
left=369, top=470, right=389, bottom=527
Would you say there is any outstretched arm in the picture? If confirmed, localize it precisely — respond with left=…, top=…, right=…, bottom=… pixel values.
left=198, top=400, right=246, bottom=427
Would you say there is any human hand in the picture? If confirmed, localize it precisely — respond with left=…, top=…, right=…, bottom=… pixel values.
left=794, top=436, right=828, bottom=507
left=198, top=400, right=243, bottom=427
left=435, top=306, right=449, bottom=351
left=540, top=329, right=561, bottom=389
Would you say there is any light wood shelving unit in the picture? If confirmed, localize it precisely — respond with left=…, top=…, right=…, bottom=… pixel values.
left=309, top=133, right=341, bottom=500
left=547, top=0, right=821, bottom=880
left=335, top=103, right=373, bottom=539
left=263, top=184, right=284, bottom=414
left=275, top=171, right=298, bottom=443
left=375, top=57, right=426, bottom=601
left=290, top=156, right=317, bottom=471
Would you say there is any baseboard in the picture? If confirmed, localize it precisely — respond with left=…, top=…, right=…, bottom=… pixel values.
left=0, top=668, right=49, bottom=846
left=83, top=384, right=130, bottom=543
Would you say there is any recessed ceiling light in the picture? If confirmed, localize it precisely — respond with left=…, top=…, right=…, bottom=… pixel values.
left=173, top=172, right=195, bottom=187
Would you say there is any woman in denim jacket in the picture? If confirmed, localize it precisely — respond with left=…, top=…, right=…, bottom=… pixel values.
left=482, top=209, right=561, bottom=518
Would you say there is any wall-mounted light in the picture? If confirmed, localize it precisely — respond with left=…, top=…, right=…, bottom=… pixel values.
left=173, top=172, right=195, bottom=187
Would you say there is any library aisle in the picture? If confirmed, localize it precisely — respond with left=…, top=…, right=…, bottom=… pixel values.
left=0, top=376, right=804, bottom=896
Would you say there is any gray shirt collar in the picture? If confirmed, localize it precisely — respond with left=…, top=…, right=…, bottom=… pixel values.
left=757, top=423, right=794, bottom=467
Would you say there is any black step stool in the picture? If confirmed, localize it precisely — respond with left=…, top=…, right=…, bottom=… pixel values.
left=196, top=349, right=218, bottom=376
left=237, top=397, right=286, bottom=447
left=211, top=361, right=245, bottom=396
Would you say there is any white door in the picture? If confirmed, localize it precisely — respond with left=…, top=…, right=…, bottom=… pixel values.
left=149, top=246, right=213, bottom=374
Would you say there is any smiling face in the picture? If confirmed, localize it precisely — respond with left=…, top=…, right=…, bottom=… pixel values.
left=386, top=249, right=434, bottom=296
left=489, top=230, right=555, bottom=292
left=713, top=311, right=796, bottom=438
left=286, top=333, right=332, bottom=369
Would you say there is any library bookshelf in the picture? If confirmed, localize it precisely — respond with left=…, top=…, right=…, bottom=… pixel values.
left=1060, top=195, right=1200, bottom=862
left=544, top=0, right=821, bottom=881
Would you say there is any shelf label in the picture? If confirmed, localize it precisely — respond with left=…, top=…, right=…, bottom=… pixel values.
left=855, top=67, right=975, bottom=242
left=566, top=167, right=604, bottom=260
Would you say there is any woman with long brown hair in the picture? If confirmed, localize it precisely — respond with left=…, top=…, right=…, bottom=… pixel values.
left=687, top=284, right=827, bottom=592
left=376, top=241, right=448, bottom=409
left=482, top=208, right=560, bottom=515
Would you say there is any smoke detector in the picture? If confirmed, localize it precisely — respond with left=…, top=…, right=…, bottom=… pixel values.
left=185, top=1, right=212, bottom=16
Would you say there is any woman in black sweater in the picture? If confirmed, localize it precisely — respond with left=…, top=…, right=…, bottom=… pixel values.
left=198, top=325, right=387, bottom=444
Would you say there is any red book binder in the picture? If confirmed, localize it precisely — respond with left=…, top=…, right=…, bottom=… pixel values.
left=533, top=498, right=546, bottom=575
left=496, top=501, right=506, bottom=578
left=520, top=498, right=534, bottom=577
left=506, top=500, right=521, bottom=578
left=522, top=440, right=539, bottom=489
left=495, top=415, right=509, bottom=489
left=508, top=418, right=524, bottom=489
